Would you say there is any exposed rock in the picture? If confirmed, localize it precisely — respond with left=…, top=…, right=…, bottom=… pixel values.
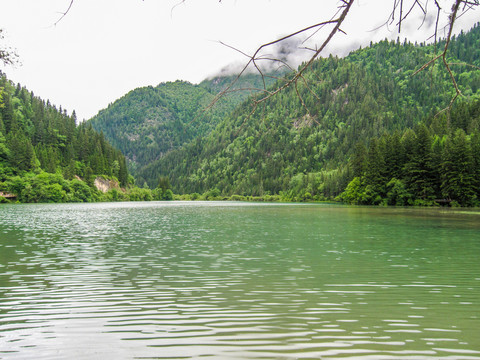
left=94, top=177, right=120, bottom=193
left=293, top=114, right=315, bottom=129
left=127, top=134, right=140, bottom=142
left=0, top=191, right=16, bottom=199
left=331, top=83, right=349, bottom=97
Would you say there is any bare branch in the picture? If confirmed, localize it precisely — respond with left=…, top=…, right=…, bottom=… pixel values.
left=235, top=0, right=480, bottom=119
left=448, top=62, right=480, bottom=71
left=297, top=76, right=322, bottom=126
left=441, top=0, right=463, bottom=111
left=433, top=0, right=441, bottom=50
left=0, top=29, right=19, bottom=67
left=218, top=0, right=355, bottom=118
left=42, top=0, right=480, bottom=121
left=399, top=0, right=404, bottom=32
left=55, top=0, right=74, bottom=26
left=412, top=0, right=475, bottom=117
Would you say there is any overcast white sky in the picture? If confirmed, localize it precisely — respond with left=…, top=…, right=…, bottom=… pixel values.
left=0, top=0, right=478, bottom=121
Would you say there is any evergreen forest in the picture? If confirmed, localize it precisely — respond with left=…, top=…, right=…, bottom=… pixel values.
left=135, top=24, right=480, bottom=206
left=341, top=100, right=480, bottom=206
left=0, top=72, right=136, bottom=203
left=2, top=23, right=480, bottom=206
left=88, top=74, right=280, bottom=176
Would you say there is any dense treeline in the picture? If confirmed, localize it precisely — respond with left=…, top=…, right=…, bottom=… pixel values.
left=341, top=100, right=480, bottom=206
left=0, top=72, right=131, bottom=202
left=140, top=23, right=480, bottom=202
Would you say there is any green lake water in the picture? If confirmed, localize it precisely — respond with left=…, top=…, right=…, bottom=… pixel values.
left=0, top=201, right=479, bottom=359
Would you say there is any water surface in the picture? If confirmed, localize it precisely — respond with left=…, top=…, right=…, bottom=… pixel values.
left=0, top=202, right=479, bottom=359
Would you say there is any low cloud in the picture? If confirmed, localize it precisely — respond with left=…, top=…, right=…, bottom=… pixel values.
left=208, top=35, right=313, bottom=79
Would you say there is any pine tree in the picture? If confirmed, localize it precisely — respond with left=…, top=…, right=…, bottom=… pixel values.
left=383, top=131, right=404, bottom=180
left=404, top=124, right=435, bottom=201
left=7, top=132, right=35, bottom=171
left=429, top=135, right=444, bottom=199
left=0, top=129, right=9, bottom=161
left=363, top=138, right=386, bottom=203
left=364, top=138, right=386, bottom=191
left=118, top=157, right=128, bottom=187
left=352, top=141, right=367, bottom=177
left=470, top=130, right=480, bottom=199
left=442, top=129, right=476, bottom=205
left=1, top=93, right=14, bottom=134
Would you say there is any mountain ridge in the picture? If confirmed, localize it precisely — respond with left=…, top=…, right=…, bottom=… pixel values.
left=88, top=73, right=281, bottom=178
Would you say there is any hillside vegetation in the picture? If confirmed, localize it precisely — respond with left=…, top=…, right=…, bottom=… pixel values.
left=137, top=24, right=480, bottom=205
left=341, top=100, right=480, bottom=206
left=0, top=72, right=130, bottom=202
left=89, top=74, right=280, bottom=176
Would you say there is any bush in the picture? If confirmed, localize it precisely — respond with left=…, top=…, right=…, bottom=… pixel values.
left=105, top=188, right=127, bottom=202
left=229, top=194, right=246, bottom=201
left=128, top=187, right=153, bottom=201
left=386, top=178, right=411, bottom=206
left=163, top=189, right=174, bottom=200
left=204, top=188, right=221, bottom=200
left=340, top=177, right=364, bottom=204
left=70, top=179, right=93, bottom=202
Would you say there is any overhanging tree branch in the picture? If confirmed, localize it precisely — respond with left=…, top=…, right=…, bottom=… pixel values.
left=48, top=0, right=480, bottom=115
left=0, top=29, right=18, bottom=67
left=412, top=0, right=478, bottom=115
left=211, top=0, right=354, bottom=117
left=218, top=0, right=478, bottom=120
left=55, top=0, right=74, bottom=26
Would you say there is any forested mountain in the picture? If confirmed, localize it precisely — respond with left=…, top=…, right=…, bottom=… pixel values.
left=0, top=72, right=129, bottom=202
left=88, top=74, right=280, bottom=176
left=88, top=81, right=228, bottom=175
left=137, top=23, right=480, bottom=203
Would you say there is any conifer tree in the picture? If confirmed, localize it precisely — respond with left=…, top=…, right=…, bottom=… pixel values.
left=404, top=124, right=435, bottom=201
left=442, top=129, right=476, bottom=205
left=0, top=129, right=9, bottom=161
left=352, top=141, right=367, bottom=178
left=364, top=138, right=385, bottom=192
left=118, top=157, right=128, bottom=187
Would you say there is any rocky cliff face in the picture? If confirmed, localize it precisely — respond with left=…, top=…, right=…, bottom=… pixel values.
left=94, top=177, right=120, bottom=193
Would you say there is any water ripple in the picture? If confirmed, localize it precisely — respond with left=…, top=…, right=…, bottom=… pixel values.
left=0, top=202, right=479, bottom=359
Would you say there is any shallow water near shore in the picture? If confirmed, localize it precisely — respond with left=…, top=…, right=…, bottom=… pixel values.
left=1, top=201, right=479, bottom=359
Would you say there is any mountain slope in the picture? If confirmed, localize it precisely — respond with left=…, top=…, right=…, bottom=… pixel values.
left=88, top=74, right=281, bottom=178
left=88, top=81, right=224, bottom=174
left=139, top=23, right=480, bottom=196
left=0, top=72, right=129, bottom=202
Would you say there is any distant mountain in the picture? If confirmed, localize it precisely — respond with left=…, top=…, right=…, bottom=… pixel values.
left=88, top=73, right=281, bottom=179
left=137, top=23, right=480, bottom=199
left=88, top=81, right=223, bottom=175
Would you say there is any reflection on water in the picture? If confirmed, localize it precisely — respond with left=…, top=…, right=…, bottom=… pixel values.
left=0, top=202, right=479, bottom=359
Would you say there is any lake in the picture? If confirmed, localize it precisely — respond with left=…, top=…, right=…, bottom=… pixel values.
left=0, top=201, right=479, bottom=359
